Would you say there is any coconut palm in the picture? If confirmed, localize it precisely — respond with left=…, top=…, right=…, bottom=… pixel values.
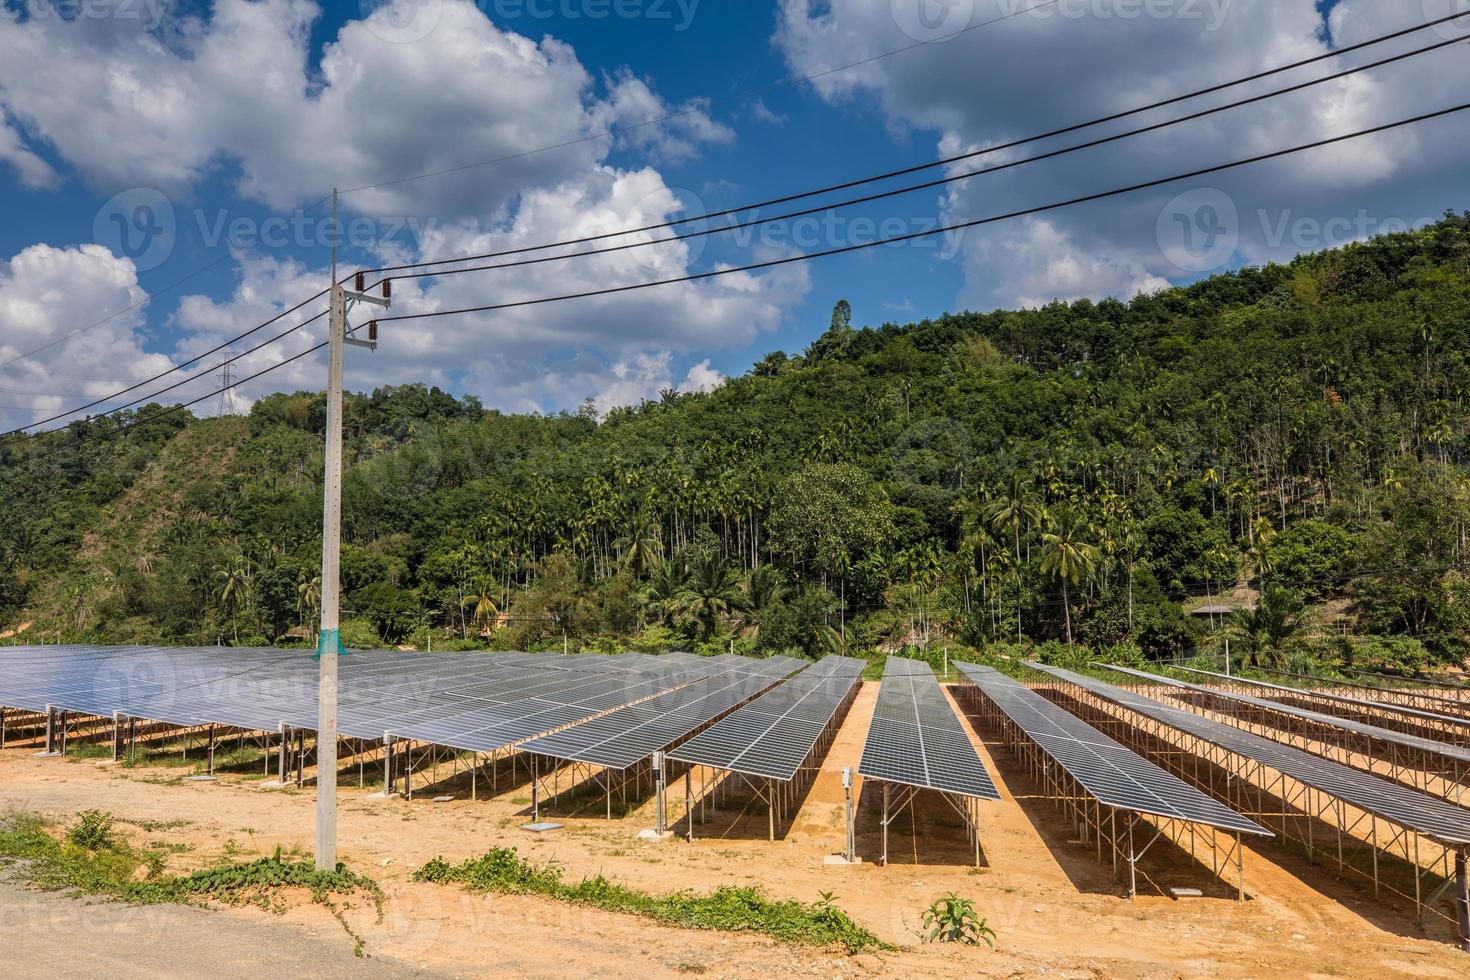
left=296, top=573, right=321, bottom=640
left=462, top=578, right=499, bottom=637
left=989, top=473, right=1042, bottom=563
left=673, top=553, right=745, bottom=640
left=1039, top=506, right=1100, bottom=646
left=1227, top=585, right=1310, bottom=668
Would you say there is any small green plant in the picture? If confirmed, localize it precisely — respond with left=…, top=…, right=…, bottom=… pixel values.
left=0, top=810, right=382, bottom=948
left=921, top=893, right=995, bottom=947
left=66, top=809, right=115, bottom=851
left=415, top=848, right=890, bottom=952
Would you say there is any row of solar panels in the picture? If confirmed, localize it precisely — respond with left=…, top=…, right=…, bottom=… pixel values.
left=957, top=664, right=1268, bottom=836
left=1029, top=662, right=1470, bottom=847
left=1103, top=663, right=1470, bottom=766
left=0, top=645, right=804, bottom=760
left=10, top=646, right=1464, bottom=850
left=670, top=655, right=866, bottom=780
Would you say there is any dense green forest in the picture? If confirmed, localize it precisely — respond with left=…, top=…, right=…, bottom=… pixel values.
left=4, top=214, right=1470, bottom=673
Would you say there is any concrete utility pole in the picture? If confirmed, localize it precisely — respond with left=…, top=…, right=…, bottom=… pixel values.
left=316, top=188, right=389, bottom=872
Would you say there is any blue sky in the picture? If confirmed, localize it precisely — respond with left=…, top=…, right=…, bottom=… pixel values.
left=1, top=1, right=1467, bottom=426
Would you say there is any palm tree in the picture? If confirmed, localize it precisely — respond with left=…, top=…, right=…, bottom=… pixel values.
left=638, top=558, right=688, bottom=627
left=1039, top=507, right=1099, bottom=646
left=673, top=553, right=745, bottom=640
left=462, top=577, right=499, bottom=637
left=296, top=573, right=321, bottom=641
left=745, top=564, right=787, bottom=614
left=615, top=511, right=664, bottom=577
left=988, top=473, right=1042, bottom=563
left=1227, top=585, right=1310, bottom=668
left=216, top=559, right=253, bottom=644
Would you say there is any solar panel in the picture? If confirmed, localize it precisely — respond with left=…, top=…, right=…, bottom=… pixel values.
left=957, top=664, right=1266, bottom=835
left=1027, top=663, right=1470, bottom=847
left=669, top=656, right=864, bottom=780
left=0, top=645, right=777, bottom=758
left=517, top=664, right=797, bottom=770
left=1168, top=665, right=1470, bottom=731
left=1102, top=664, right=1470, bottom=767
left=856, top=656, right=999, bottom=800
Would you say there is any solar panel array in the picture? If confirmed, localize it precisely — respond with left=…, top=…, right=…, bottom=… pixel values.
left=1104, top=664, right=1470, bottom=766
left=857, top=656, right=1000, bottom=800
left=1175, top=665, right=1470, bottom=731
left=957, top=663, right=1266, bottom=835
left=669, top=655, right=865, bottom=780
left=0, top=645, right=790, bottom=758
left=518, top=657, right=804, bottom=770
left=1028, top=662, right=1470, bottom=846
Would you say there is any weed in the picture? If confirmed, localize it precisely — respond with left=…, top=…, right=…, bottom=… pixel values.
left=0, top=810, right=383, bottom=949
left=66, top=810, right=115, bottom=850
left=920, top=893, right=995, bottom=947
left=413, top=848, right=890, bottom=953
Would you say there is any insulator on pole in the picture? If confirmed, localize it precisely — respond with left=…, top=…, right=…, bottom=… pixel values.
left=368, top=320, right=377, bottom=342
left=355, top=272, right=365, bottom=291
left=382, top=279, right=392, bottom=300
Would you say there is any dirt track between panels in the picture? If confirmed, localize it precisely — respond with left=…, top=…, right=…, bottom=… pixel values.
left=3, top=680, right=1469, bottom=978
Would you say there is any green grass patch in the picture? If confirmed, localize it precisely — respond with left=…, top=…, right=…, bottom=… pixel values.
left=0, top=809, right=383, bottom=952
left=413, top=848, right=890, bottom=953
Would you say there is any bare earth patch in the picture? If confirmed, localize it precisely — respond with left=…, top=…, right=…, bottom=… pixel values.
left=2, top=686, right=1465, bottom=978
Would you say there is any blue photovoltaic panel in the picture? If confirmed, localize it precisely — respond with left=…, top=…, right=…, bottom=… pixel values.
left=517, top=663, right=798, bottom=770
left=669, top=655, right=864, bottom=780
left=0, top=645, right=783, bottom=757
left=856, top=656, right=999, bottom=800
left=1027, top=662, right=1470, bottom=847
left=1101, top=664, right=1470, bottom=767
left=957, top=663, right=1266, bottom=836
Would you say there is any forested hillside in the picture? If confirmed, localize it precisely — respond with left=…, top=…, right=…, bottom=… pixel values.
left=5, top=214, right=1470, bottom=672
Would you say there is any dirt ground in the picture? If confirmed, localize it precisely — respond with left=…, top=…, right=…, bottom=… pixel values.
left=2, top=681, right=1468, bottom=979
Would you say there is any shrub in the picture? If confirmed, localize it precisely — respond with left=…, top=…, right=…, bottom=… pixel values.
left=415, top=848, right=889, bottom=952
left=66, top=809, right=115, bottom=851
left=921, top=893, right=995, bottom=946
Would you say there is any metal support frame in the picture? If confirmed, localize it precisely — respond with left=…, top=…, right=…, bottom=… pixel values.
left=1040, top=674, right=1468, bottom=947
left=960, top=678, right=1249, bottom=900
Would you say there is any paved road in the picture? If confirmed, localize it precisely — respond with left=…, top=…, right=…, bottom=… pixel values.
left=0, top=872, right=441, bottom=980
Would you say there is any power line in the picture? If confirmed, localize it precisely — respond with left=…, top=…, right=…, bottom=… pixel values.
left=361, top=9, right=1470, bottom=277
left=377, top=101, right=1470, bottom=326
left=335, top=0, right=1065, bottom=198
left=373, top=35, right=1462, bottom=287
left=10, top=339, right=329, bottom=466
left=13, top=97, right=1467, bottom=465
left=13, top=12, right=1461, bottom=436
left=0, top=0, right=1060, bottom=373
left=0, top=293, right=332, bottom=439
